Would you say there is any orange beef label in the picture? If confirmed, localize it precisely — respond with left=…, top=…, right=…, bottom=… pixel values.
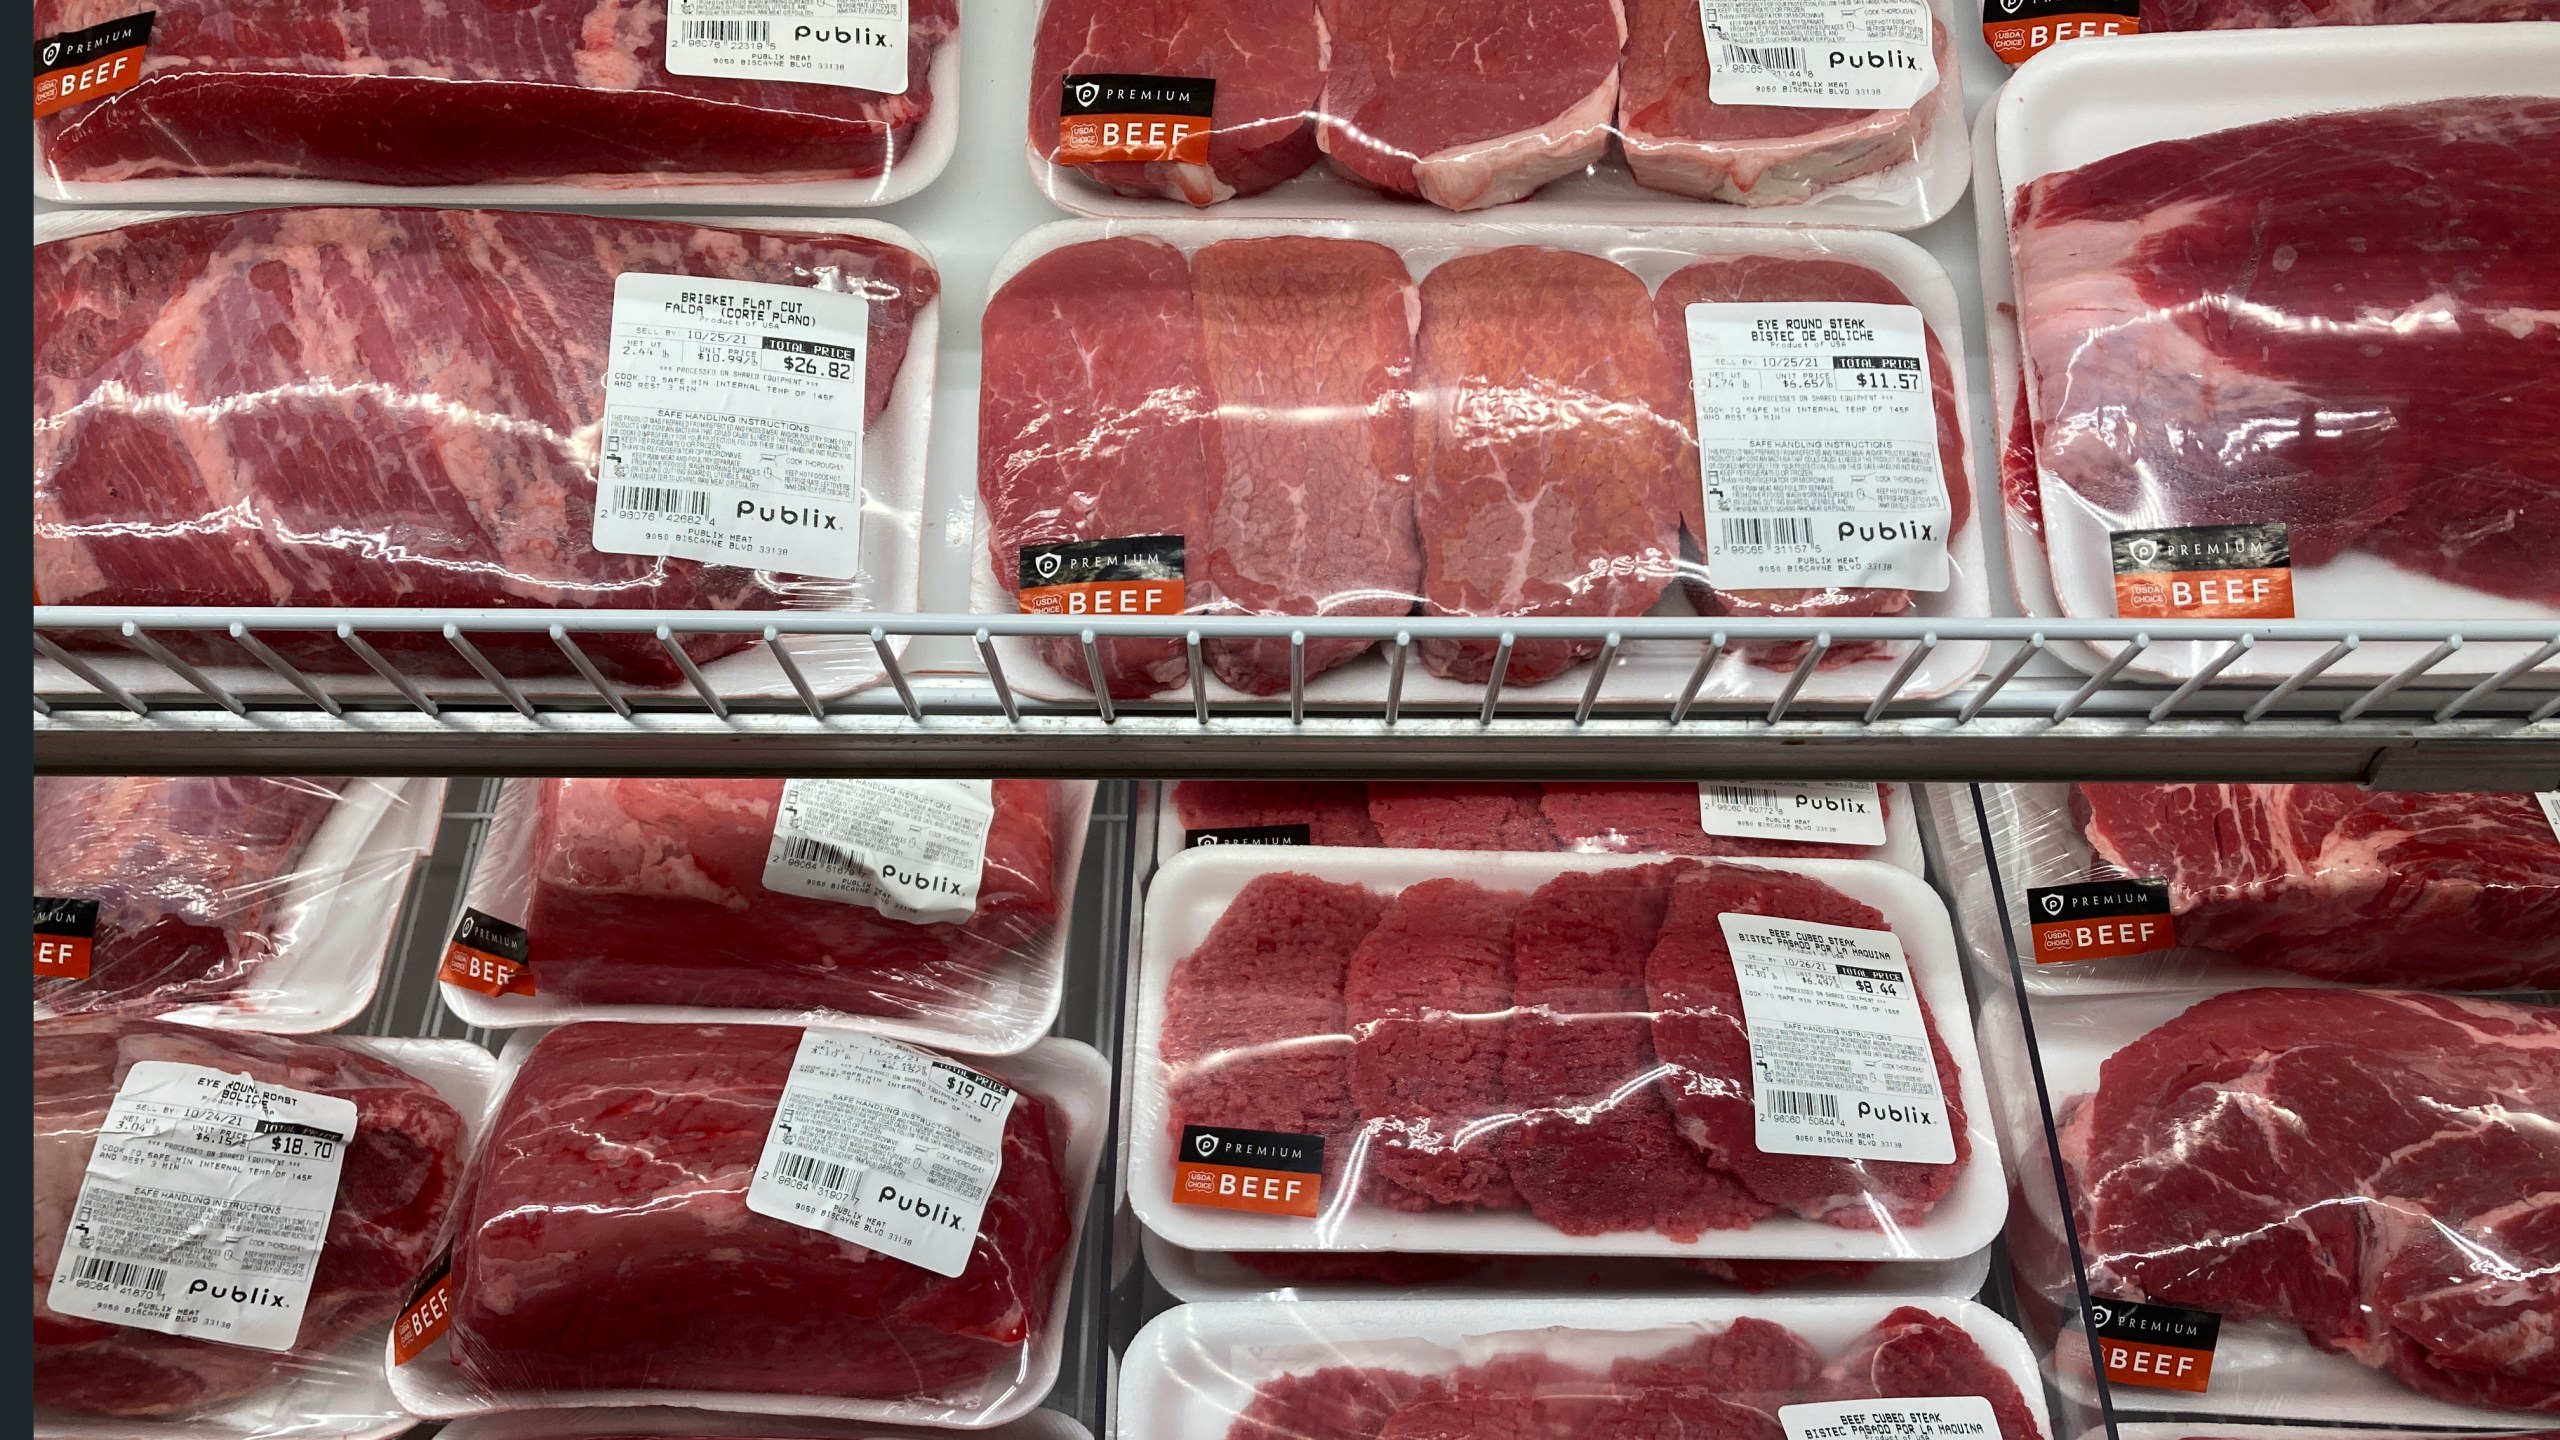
left=1173, top=1125, right=1323, bottom=1218
left=1018, top=534, right=1186, bottom=619
left=34, top=897, right=98, bottom=980
left=1058, top=73, right=1216, bottom=167
left=1981, top=0, right=2138, bottom=64
left=2025, top=879, right=2174, bottom=963
left=437, top=907, right=535, bottom=998
left=35, top=12, right=154, bottom=118
left=2110, top=522, right=2293, bottom=620
left=390, top=1249, right=453, bottom=1366
left=2092, top=1298, right=2220, bottom=1393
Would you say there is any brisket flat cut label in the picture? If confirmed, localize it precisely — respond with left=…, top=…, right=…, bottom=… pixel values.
left=1017, top=534, right=1187, bottom=618
left=1058, top=74, right=1217, bottom=166
left=1981, top=0, right=2137, bottom=65
left=34, top=896, right=99, bottom=980
left=2090, top=1297, right=2221, bottom=1393
left=439, top=908, right=535, bottom=998
left=2025, top=878, right=2174, bottom=963
left=1174, top=1124, right=1323, bottom=1218
left=2110, top=522, right=2293, bottom=620
left=34, top=12, right=153, bottom=119
left=1779, top=1396, right=2002, bottom=1440
left=390, top=1246, right=454, bottom=1366
left=663, top=0, right=911, bottom=94
left=1185, top=824, right=1314, bottom=849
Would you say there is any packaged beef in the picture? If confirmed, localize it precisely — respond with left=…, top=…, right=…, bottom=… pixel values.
left=449, top=779, right=1091, bottom=1054
left=1119, top=1298, right=2053, bottom=1440
left=35, top=207, right=940, bottom=692
left=1134, top=846, right=2000, bottom=1263
left=1029, top=0, right=1324, bottom=204
left=1152, top=1232, right=1987, bottom=1302
left=35, top=1017, right=472, bottom=1421
left=434, top=1406, right=1097, bottom=1440
left=409, top=1023, right=1105, bottom=1426
left=32, top=0, right=960, bottom=200
left=2143, top=0, right=2559, bottom=26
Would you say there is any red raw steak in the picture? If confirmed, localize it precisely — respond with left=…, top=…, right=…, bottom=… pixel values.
left=1816, top=1307, right=2045, bottom=1440
left=1370, top=783, right=1559, bottom=851
left=1175, top=781, right=1384, bottom=846
left=1347, top=879, right=1525, bottom=1211
left=1030, top=0, right=1323, bottom=203
left=1229, top=1365, right=1444, bottom=1440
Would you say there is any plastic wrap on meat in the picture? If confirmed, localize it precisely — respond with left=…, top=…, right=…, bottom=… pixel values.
left=1347, top=878, right=1525, bottom=1211
left=1544, top=783, right=1891, bottom=858
left=1369, top=783, right=1559, bottom=851
left=2076, top=783, right=2560, bottom=989
left=2144, top=0, right=2558, bottom=24
left=517, top=779, right=1066, bottom=1017
left=34, top=0, right=960, bottom=188
left=1175, top=781, right=1385, bottom=846
left=34, top=1017, right=463, bottom=1417
left=34, top=208, right=938, bottom=686
left=447, top=1022, right=1074, bottom=1401
left=1815, top=1307, right=2044, bottom=1440
left=1031, top=0, right=1323, bottom=203
left=2058, top=989, right=2559, bottom=1413
left=32, top=776, right=346, bottom=1015
left=2011, top=97, right=2560, bottom=605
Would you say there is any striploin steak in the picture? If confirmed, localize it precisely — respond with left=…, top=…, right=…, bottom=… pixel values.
left=1030, top=0, right=1324, bottom=203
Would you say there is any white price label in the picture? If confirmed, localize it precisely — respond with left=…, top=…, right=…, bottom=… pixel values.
left=1687, top=301, right=1951, bottom=594
left=1781, top=1397, right=2003, bottom=1440
left=746, top=1031, right=1016, bottom=1278
left=1701, top=0, right=1938, bottom=110
left=595, top=273, right=869, bottom=579
left=762, top=779, right=996, bottom=924
left=48, top=1062, right=355, bottom=1352
left=1722, top=913, right=1955, bottom=1164
left=2539, top=793, right=2560, bottom=844
left=664, top=0, right=911, bottom=93
left=1701, top=781, right=1888, bottom=846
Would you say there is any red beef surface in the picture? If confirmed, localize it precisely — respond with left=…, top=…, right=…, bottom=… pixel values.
left=1230, top=1365, right=1443, bottom=1440
left=1542, top=783, right=1889, bottom=858
left=1817, top=1307, right=2044, bottom=1440
left=448, top=1022, right=1073, bottom=1400
left=1370, top=782, right=1559, bottom=850
left=1175, top=781, right=1384, bottom=846
left=1347, top=878, right=1526, bottom=1211
left=34, top=1018, right=463, bottom=1417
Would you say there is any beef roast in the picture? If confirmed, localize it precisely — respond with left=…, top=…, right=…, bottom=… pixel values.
left=1030, top=0, right=1323, bottom=203
left=1347, top=879, right=1526, bottom=1211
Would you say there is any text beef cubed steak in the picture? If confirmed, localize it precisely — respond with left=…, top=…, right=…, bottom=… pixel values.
left=448, top=1022, right=1075, bottom=1400
left=2074, top=783, right=2560, bottom=989
left=34, top=0, right=959, bottom=188
left=1347, top=878, right=1526, bottom=1211
left=1031, top=0, right=1324, bottom=203
left=34, top=1017, right=463, bottom=1417
left=34, top=208, right=938, bottom=686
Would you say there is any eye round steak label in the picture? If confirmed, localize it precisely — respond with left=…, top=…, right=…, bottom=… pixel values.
left=595, top=273, right=869, bottom=580
left=1687, top=302, right=1951, bottom=594
left=1700, top=0, right=1938, bottom=111
left=1700, top=781, right=1887, bottom=846
left=49, top=1061, right=356, bottom=1352
left=1721, top=913, right=1956, bottom=1164
left=663, top=0, right=910, bottom=93
left=762, top=779, right=996, bottom=924
left=1780, top=1396, right=2003, bottom=1440
left=745, top=1031, right=1016, bottom=1279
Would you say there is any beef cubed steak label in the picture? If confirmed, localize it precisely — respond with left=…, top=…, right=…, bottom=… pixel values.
left=594, top=274, right=870, bottom=580
left=439, top=907, right=536, bottom=998
left=34, top=12, right=153, bottom=119
left=1686, top=303, right=1952, bottom=594
left=2109, top=523, right=2294, bottom=620
left=1980, top=0, right=2137, bottom=66
left=762, top=778, right=996, bottom=924
left=33, top=895, right=99, bottom=980
left=2024, top=879, right=2174, bottom=963
left=662, top=0, right=911, bottom=93
left=1779, top=1395, right=2002, bottom=1440
left=1701, top=781, right=1887, bottom=846
left=1720, top=913, right=1956, bottom=1163
left=745, top=1031, right=1016, bottom=1279
left=1058, top=74, right=1218, bottom=167
left=1186, top=823, right=1316, bottom=848
left=49, top=1061, right=355, bottom=1352
left=2089, top=1297, right=2221, bottom=1393
left=1173, top=1125, right=1324, bottom=1218
left=1699, top=0, right=1938, bottom=111
left=1017, top=534, right=1187, bottom=618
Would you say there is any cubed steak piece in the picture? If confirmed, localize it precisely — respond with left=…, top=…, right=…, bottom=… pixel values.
left=1608, top=1315, right=1821, bottom=1410
left=1817, top=1307, right=2046, bottom=1440
left=1646, top=864, right=1970, bottom=1227
left=1030, top=0, right=1324, bottom=203
left=1315, top=0, right=1625, bottom=211
left=1195, top=237, right=1424, bottom=693
left=34, top=208, right=938, bottom=686
left=34, top=1018, right=464, bottom=1417
left=1175, top=780, right=1385, bottom=846
left=32, top=776, right=347, bottom=1015
left=35, top=0, right=959, bottom=188
left=1348, top=879, right=1527, bottom=1210
left=1370, top=783, right=1559, bottom=851
left=1414, top=248, right=1686, bottom=685
left=515, top=779, right=1065, bottom=1017
left=2060, top=989, right=2560, bottom=1413
left=1543, top=782, right=1891, bottom=858
left=447, top=1022, right=1074, bottom=1400
left=980, top=236, right=1218, bottom=698
left=1380, top=1354, right=1619, bottom=1438
left=2074, top=783, right=2560, bottom=989
left=1229, top=1365, right=1446, bottom=1440
left=1618, top=0, right=1954, bottom=205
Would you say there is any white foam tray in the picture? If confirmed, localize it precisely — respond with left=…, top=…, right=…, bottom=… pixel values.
left=1985, top=26, right=2560, bottom=686
left=970, top=218, right=1992, bottom=710
left=1131, top=846, right=2005, bottom=1262
left=391, top=1026, right=1110, bottom=1431
left=436, top=1402, right=1093, bottom=1440
left=1121, top=1297, right=2054, bottom=1440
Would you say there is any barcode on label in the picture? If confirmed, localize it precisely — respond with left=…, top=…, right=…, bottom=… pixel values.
left=1721, top=43, right=1808, bottom=71
left=71, top=1256, right=168, bottom=1293
left=682, top=19, right=770, bottom=42
left=1707, top=784, right=1783, bottom=812
left=775, top=1150, right=850, bottom=1193
left=1722, top=516, right=1817, bottom=549
left=1764, top=1089, right=1842, bottom=1122
left=775, top=836, right=870, bottom=876
left=613, top=484, right=713, bottom=519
